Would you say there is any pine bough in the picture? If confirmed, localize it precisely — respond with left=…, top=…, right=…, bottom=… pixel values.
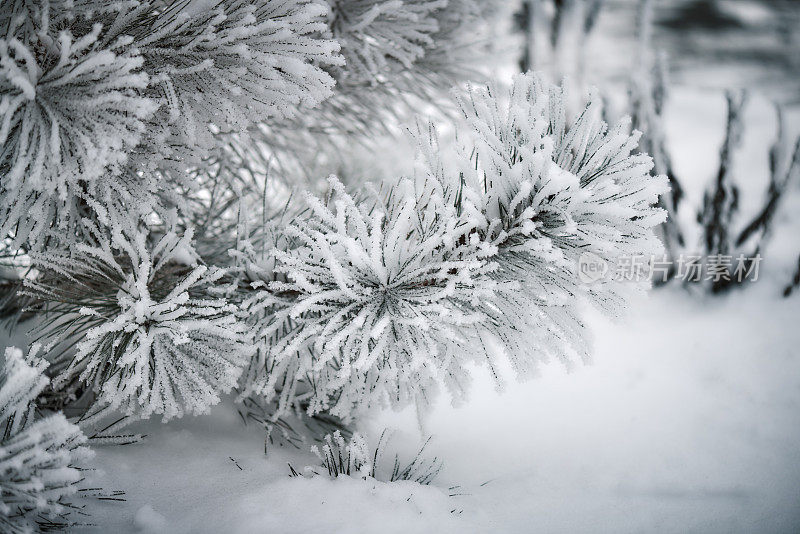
left=237, top=73, right=668, bottom=421
left=26, top=215, right=250, bottom=421
left=1, top=0, right=342, bottom=252
left=0, top=347, right=90, bottom=533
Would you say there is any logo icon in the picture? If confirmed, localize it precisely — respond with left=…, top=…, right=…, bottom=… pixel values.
left=577, top=252, right=608, bottom=284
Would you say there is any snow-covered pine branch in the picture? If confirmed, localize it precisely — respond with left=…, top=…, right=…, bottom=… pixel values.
left=324, top=0, right=496, bottom=93
left=123, top=0, right=343, bottom=161
left=1, top=0, right=343, bottom=252
left=0, top=346, right=90, bottom=534
left=25, top=216, right=251, bottom=420
left=240, top=173, right=495, bottom=418
left=249, top=0, right=495, bottom=168
left=326, top=0, right=445, bottom=86
left=0, top=3, right=156, bottom=251
left=446, top=73, right=668, bottom=372
left=1, top=0, right=495, bottom=258
left=238, top=73, right=668, bottom=421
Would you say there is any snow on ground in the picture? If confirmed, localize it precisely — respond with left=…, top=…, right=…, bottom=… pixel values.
left=422, top=286, right=800, bottom=533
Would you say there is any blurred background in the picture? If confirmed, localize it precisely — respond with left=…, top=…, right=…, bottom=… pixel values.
left=620, top=0, right=798, bottom=101
left=577, top=0, right=800, bottom=102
